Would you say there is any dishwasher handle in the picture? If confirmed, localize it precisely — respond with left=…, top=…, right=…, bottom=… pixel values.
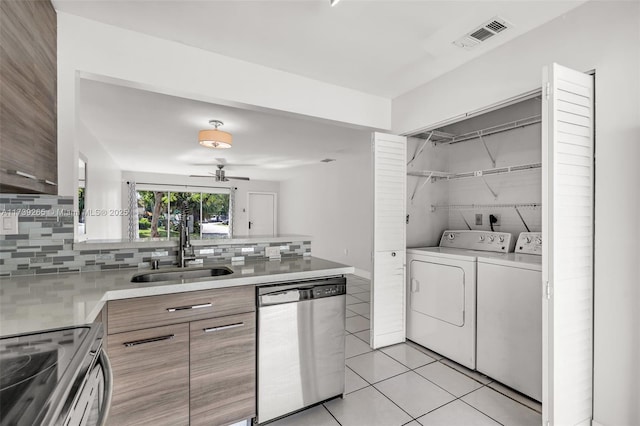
left=259, top=289, right=302, bottom=306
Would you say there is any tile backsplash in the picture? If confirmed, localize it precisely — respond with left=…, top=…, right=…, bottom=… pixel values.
left=0, top=195, right=310, bottom=277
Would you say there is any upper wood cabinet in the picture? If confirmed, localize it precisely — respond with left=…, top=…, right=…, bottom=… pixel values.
left=0, top=0, right=57, bottom=194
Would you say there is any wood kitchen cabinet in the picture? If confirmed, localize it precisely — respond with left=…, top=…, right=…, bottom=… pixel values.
left=190, top=312, right=256, bottom=426
left=107, top=323, right=190, bottom=426
left=0, top=0, right=57, bottom=194
left=104, top=285, right=256, bottom=426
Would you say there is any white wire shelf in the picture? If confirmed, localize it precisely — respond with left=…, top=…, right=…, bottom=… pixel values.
left=407, top=170, right=452, bottom=179
left=430, top=203, right=542, bottom=212
left=414, top=115, right=542, bottom=145
left=408, top=162, right=541, bottom=182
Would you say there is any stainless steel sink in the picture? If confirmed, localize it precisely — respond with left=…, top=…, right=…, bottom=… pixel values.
left=131, top=267, right=233, bottom=283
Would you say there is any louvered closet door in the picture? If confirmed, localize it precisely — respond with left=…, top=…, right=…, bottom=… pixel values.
left=371, top=132, right=407, bottom=349
left=542, top=63, right=594, bottom=426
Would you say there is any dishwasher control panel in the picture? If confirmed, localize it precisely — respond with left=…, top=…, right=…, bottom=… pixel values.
left=313, top=284, right=346, bottom=299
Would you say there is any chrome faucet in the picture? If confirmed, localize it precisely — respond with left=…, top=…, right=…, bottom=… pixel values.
left=178, top=207, right=196, bottom=268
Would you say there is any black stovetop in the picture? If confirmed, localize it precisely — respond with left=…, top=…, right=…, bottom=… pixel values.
left=0, top=326, right=101, bottom=425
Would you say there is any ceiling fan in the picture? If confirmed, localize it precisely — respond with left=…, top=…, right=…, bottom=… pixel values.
left=190, top=164, right=250, bottom=182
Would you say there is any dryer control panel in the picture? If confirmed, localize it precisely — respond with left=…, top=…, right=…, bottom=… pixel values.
left=515, top=232, right=542, bottom=255
left=439, top=230, right=515, bottom=253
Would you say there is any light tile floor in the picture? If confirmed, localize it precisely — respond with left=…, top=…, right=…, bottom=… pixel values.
left=269, top=275, right=542, bottom=426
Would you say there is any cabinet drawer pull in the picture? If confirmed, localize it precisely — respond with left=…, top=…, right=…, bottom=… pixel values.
left=123, top=334, right=175, bottom=347
left=203, top=322, right=244, bottom=333
left=8, top=170, right=38, bottom=180
left=167, top=302, right=212, bottom=312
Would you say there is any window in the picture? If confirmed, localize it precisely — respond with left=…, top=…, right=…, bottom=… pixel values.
left=136, top=189, right=230, bottom=239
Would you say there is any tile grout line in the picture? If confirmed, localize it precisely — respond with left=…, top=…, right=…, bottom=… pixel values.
left=457, top=397, right=507, bottom=426
left=343, top=280, right=539, bottom=425
left=321, top=402, right=344, bottom=426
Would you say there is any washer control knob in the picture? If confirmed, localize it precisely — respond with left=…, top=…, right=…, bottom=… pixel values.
left=535, top=237, right=542, bottom=244
left=488, top=235, right=495, bottom=242
left=498, top=236, right=505, bottom=243
left=447, top=233, right=455, bottom=240
left=525, top=236, right=532, bottom=243
left=478, top=235, right=485, bottom=242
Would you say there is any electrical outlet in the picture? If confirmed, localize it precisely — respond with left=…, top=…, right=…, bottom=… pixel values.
left=0, top=214, right=18, bottom=235
left=265, top=247, right=280, bottom=257
left=475, top=214, right=483, bottom=226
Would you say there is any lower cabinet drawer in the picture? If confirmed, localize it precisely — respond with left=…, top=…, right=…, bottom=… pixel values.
left=190, top=312, right=256, bottom=426
left=107, top=323, right=189, bottom=426
left=107, top=285, right=255, bottom=334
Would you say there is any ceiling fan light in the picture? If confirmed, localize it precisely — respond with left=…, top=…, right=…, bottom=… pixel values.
left=198, top=129, right=233, bottom=149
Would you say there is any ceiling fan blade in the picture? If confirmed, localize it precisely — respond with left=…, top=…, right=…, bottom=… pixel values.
left=189, top=174, right=211, bottom=178
left=227, top=176, right=250, bottom=181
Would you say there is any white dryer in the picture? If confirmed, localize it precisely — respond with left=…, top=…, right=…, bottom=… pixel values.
left=476, top=232, right=542, bottom=401
left=407, top=230, right=515, bottom=369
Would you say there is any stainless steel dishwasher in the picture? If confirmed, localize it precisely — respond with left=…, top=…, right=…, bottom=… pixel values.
left=257, top=276, right=346, bottom=424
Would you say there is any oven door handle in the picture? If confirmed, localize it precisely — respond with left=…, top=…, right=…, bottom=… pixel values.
left=96, top=349, right=113, bottom=426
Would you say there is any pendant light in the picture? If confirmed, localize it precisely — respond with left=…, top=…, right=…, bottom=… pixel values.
left=199, top=120, right=232, bottom=149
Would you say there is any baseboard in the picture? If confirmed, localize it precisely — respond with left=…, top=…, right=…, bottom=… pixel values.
left=591, top=420, right=603, bottom=426
left=352, top=268, right=371, bottom=280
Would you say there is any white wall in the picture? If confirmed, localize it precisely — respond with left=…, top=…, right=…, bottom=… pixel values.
left=406, top=137, right=449, bottom=248
left=279, top=142, right=372, bottom=277
left=120, top=171, right=279, bottom=240
left=56, top=12, right=390, bottom=197
left=76, top=120, right=122, bottom=240
left=393, top=2, right=640, bottom=425
left=407, top=99, right=542, bottom=245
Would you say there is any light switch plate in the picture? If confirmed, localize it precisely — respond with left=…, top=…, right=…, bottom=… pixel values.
left=0, top=214, right=19, bottom=235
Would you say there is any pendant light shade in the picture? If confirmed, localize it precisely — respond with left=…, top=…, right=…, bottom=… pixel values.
left=199, top=120, right=232, bottom=149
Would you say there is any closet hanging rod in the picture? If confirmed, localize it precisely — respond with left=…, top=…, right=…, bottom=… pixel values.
left=430, top=203, right=541, bottom=212
left=434, top=115, right=542, bottom=145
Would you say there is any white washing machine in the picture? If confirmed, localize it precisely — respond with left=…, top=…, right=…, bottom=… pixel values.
left=477, top=232, right=542, bottom=401
left=407, top=230, right=515, bottom=369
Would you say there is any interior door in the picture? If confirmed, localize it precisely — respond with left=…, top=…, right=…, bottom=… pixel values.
left=371, top=132, right=407, bottom=349
left=248, top=192, right=276, bottom=236
left=542, top=63, right=594, bottom=426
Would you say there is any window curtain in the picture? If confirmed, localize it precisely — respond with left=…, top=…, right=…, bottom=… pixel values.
left=127, top=181, right=138, bottom=240
left=229, top=187, right=236, bottom=238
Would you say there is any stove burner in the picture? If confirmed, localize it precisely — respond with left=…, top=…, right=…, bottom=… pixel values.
left=0, top=327, right=91, bottom=425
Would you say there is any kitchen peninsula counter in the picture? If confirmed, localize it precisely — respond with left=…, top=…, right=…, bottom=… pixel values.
left=0, top=257, right=353, bottom=336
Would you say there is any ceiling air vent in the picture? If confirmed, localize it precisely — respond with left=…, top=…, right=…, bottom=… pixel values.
left=453, top=16, right=511, bottom=50
left=320, top=158, right=336, bottom=163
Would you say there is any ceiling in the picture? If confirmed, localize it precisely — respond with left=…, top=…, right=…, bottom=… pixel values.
left=69, top=1, right=586, bottom=182
left=53, top=0, right=586, bottom=98
left=78, top=79, right=371, bottom=181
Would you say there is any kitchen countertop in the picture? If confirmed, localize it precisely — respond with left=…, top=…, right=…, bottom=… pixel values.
left=0, top=257, right=353, bottom=336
